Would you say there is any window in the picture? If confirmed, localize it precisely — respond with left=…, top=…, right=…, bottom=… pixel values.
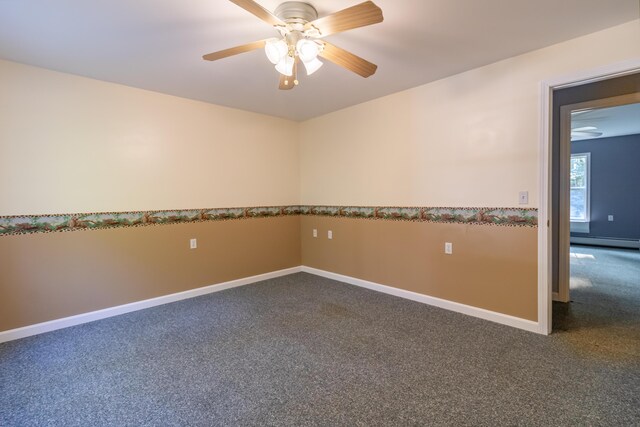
left=570, top=153, right=590, bottom=223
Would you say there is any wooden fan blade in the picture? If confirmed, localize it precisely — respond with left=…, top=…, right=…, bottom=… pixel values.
left=279, top=58, right=298, bottom=90
left=202, top=39, right=268, bottom=61
left=229, top=0, right=284, bottom=26
left=319, top=41, right=377, bottom=78
left=304, top=1, right=383, bottom=37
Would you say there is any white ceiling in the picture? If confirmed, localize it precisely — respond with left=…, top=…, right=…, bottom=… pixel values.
left=0, top=0, right=638, bottom=121
left=572, top=102, right=640, bottom=141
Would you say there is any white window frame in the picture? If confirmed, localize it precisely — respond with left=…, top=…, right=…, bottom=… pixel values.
left=569, top=152, right=590, bottom=233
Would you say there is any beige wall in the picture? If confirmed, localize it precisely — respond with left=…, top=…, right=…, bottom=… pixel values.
left=299, top=20, right=640, bottom=207
left=0, top=59, right=300, bottom=216
left=296, top=20, right=639, bottom=325
left=0, top=59, right=301, bottom=332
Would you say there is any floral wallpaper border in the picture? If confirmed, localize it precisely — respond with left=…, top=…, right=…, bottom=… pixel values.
left=301, top=206, right=538, bottom=227
left=0, top=205, right=537, bottom=236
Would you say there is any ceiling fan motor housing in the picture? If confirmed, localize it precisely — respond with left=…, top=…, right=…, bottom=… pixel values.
left=275, top=1, right=318, bottom=24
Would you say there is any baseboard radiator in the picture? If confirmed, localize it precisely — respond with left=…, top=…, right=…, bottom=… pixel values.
left=570, top=236, right=640, bottom=249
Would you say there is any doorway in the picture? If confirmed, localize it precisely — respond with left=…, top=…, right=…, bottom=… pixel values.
left=540, top=69, right=640, bottom=333
left=557, top=95, right=640, bottom=303
left=553, top=96, right=640, bottom=355
left=538, top=68, right=640, bottom=335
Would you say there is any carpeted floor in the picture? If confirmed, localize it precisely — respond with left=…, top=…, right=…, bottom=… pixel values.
left=554, top=245, right=640, bottom=361
left=2, top=271, right=639, bottom=426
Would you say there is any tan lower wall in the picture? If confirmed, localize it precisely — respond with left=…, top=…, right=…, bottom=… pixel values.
left=1, top=214, right=537, bottom=332
left=301, top=217, right=538, bottom=321
left=0, top=216, right=301, bottom=332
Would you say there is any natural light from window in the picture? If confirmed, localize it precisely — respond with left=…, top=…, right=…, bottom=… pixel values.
left=570, top=153, right=590, bottom=222
left=570, top=276, right=594, bottom=289
left=570, top=252, right=595, bottom=260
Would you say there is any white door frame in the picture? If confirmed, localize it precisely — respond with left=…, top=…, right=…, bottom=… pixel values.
left=538, top=58, right=640, bottom=335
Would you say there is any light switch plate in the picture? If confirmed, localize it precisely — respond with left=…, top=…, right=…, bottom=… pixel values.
left=190, top=238, right=197, bottom=249
left=608, top=215, right=614, bottom=222
left=518, top=191, right=529, bottom=205
left=313, top=229, right=317, bottom=237
left=328, top=230, right=333, bottom=240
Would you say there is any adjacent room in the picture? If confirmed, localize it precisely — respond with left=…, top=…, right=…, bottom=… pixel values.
left=1, top=1, right=639, bottom=425
left=554, top=101, right=640, bottom=358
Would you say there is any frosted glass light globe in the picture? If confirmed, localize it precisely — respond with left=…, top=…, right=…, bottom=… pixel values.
left=265, top=39, right=288, bottom=65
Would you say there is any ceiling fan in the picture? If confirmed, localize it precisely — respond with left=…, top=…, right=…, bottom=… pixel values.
left=571, top=126, right=603, bottom=140
left=570, top=110, right=604, bottom=140
left=202, top=0, right=383, bottom=90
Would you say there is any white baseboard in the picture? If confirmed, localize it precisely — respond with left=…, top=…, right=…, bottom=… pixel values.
left=301, top=266, right=543, bottom=334
left=0, top=266, right=302, bottom=344
left=1, top=264, right=544, bottom=343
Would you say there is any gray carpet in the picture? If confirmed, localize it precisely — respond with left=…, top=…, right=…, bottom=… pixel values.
left=554, top=245, right=640, bottom=360
left=1, top=272, right=639, bottom=426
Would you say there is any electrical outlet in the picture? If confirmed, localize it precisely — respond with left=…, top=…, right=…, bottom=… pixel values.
left=519, top=191, right=529, bottom=205
left=328, top=230, right=333, bottom=240
left=608, top=215, right=614, bottom=222
left=313, top=229, right=317, bottom=238
left=190, top=238, right=197, bottom=249
left=445, top=242, right=452, bottom=254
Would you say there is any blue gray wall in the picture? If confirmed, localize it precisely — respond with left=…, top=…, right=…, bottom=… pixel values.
left=571, top=133, right=640, bottom=240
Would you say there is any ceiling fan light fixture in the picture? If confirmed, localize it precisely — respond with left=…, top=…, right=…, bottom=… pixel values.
left=265, top=38, right=288, bottom=65
left=302, top=56, right=323, bottom=75
left=202, top=0, right=384, bottom=90
left=275, top=55, right=295, bottom=76
left=296, top=39, right=320, bottom=62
